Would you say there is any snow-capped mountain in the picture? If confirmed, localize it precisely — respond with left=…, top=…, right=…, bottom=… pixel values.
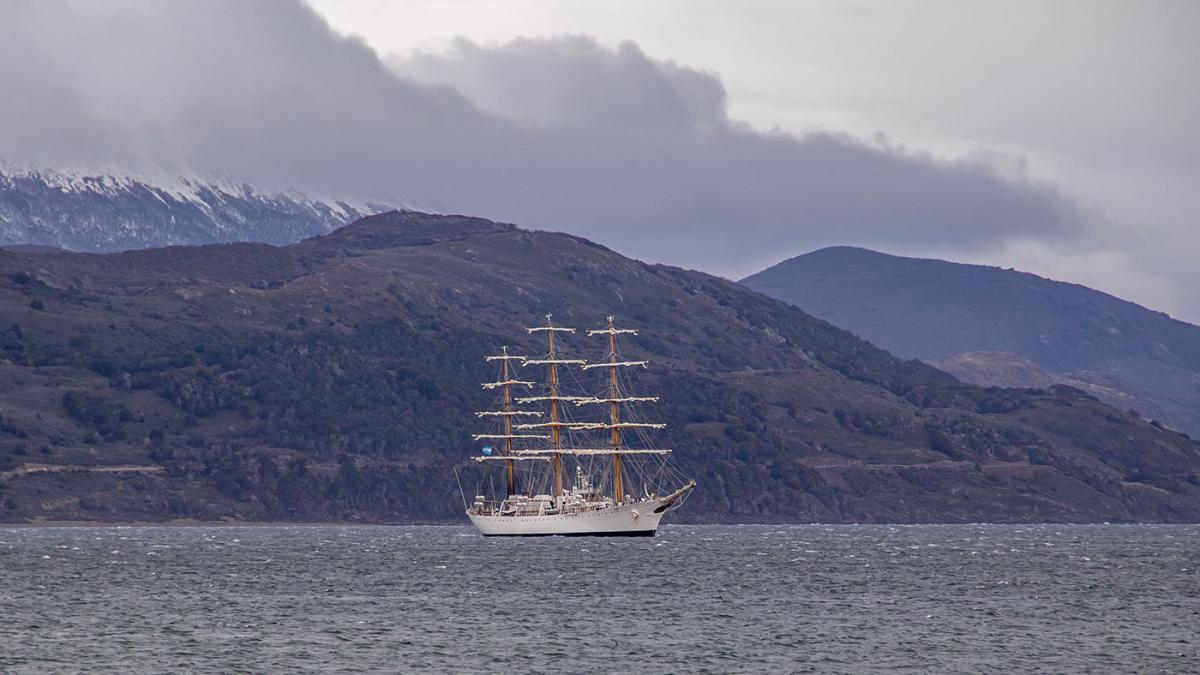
left=0, top=167, right=399, bottom=251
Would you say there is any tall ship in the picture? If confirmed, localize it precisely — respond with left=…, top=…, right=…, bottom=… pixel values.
left=466, top=315, right=696, bottom=536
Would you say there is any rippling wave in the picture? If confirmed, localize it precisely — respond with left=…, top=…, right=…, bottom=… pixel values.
left=1, top=524, right=1197, bottom=673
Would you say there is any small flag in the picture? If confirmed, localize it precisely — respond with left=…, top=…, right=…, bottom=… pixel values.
left=481, top=446, right=494, bottom=456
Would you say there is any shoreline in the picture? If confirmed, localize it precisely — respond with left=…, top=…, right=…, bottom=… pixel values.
left=0, top=520, right=467, bottom=528
left=2, top=519, right=1195, bottom=528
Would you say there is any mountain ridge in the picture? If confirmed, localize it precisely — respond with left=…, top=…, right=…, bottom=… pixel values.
left=2, top=212, right=1199, bottom=524
left=742, top=246, right=1200, bottom=436
left=0, top=167, right=400, bottom=252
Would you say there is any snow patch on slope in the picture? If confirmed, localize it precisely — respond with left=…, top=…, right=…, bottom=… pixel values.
left=0, top=163, right=407, bottom=252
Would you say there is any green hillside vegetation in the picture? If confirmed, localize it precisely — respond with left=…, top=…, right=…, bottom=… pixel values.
left=1, top=212, right=1199, bottom=523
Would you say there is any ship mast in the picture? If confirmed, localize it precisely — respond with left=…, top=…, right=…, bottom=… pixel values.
left=500, top=347, right=517, bottom=494
left=610, top=323, right=621, bottom=502
left=583, top=316, right=665, bottom=503
left=521, top=315, right=588, bottom=500
left=508, top=315, right=669, bottom=501
left=473, top=347, right=542, bottom=496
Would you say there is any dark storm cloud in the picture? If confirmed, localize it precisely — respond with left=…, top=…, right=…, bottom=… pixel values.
left=0, top=0, right=1081, bottom=276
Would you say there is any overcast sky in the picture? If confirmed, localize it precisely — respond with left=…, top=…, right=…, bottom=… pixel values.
left=1, top=1, right=1196, bottom=322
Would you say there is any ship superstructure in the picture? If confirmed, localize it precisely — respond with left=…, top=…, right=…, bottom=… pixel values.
left=467, top=315, right=695, bottom=536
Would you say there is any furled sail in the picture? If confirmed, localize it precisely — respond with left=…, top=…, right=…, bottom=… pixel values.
left=485, top=353, right=527, bottom=361
left=472, top=433, right=550, bottom=441
left=580, top=361, right=647, bottom=370
left=481, top=379, right=536, bottom=389
left=574, top=396, right=659, bottom=405
left=521, top=358, right=586, bottom=366
left=516, top=395, right=592, bottom=403
left=514, top=421, right=606, bottom=430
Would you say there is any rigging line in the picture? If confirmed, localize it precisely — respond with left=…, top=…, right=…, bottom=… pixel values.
left=453, top=466, right=468, bottom=511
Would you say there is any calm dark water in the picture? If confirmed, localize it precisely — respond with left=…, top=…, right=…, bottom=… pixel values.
left=1, top=524, right=1197, bottom=673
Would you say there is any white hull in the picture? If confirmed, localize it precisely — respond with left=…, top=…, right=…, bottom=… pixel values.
left=469, top=496, right=675, bottom=537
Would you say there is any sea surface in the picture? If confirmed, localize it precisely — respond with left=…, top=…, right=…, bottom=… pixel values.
left=1, top=524, right=1197, bottom=673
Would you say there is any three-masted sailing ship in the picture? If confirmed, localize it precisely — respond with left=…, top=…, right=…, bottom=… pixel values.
left=467, top=315, right=695, bottom=536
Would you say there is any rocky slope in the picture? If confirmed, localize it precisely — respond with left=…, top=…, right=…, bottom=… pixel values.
left=2, top=213, right=1199, bottom=524
left=742, top=246, right=1200, bottom=437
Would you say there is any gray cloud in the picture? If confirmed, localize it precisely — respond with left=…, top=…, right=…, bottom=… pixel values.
left=0, top=0, right=1083, bottom=278
left=396, top=36, right=728, bottom=132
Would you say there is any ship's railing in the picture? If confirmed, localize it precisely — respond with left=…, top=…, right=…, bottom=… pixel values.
left=468, top=497, right=506, bottom=514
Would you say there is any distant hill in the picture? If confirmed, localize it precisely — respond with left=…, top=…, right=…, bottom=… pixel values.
left=2, top=214, right=1199, bottom=524
left=742, top=246, right=1200, bottom=436
left=0, top=167, right=396, bottom=252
